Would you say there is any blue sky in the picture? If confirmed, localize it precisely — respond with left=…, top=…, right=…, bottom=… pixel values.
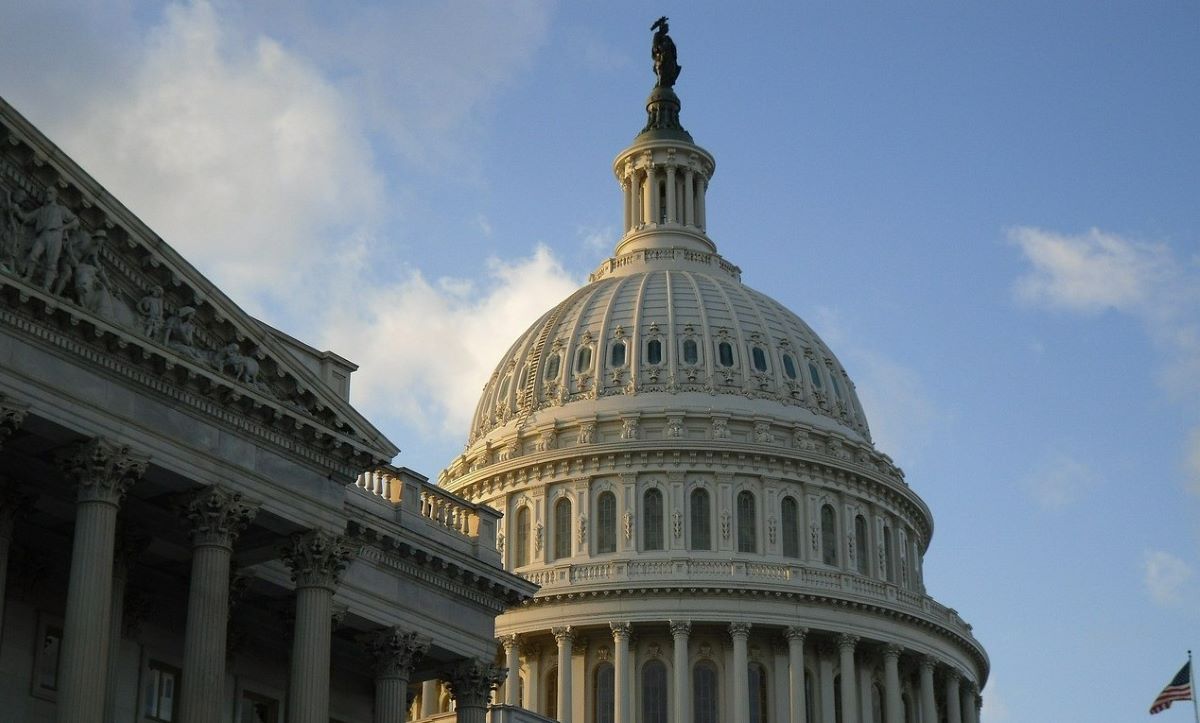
left=2, top=2, right=1198, bottom=720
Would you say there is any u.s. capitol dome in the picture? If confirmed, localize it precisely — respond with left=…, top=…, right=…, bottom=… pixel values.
left=438, top=26, right=986, bottom=723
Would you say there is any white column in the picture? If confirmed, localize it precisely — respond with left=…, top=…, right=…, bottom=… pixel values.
left=365, top=627, right=429, bottom=723
left=179, top=486, right=258, bottom=723
left=836, top=634, right=858, bottom=723
left=282, top=530, right=355, bottom=723
left=670, top=621, right=691, bottom=723
left=632, top=171, right=643, bottom=228
left=501, top=635, right=521, bottom=706
left=729, top=623, right=751, bottom=723
left=525, top=644, right=543, bottom=713
left=421, top=681, right=439, bottom=717
left=684, top=169, right=696, bottom=226
left=785, top=627, right=807, bottom=723
left=944, top=669, right=962, bottom=723
left=883, top=644, right=903, bottom=723
left=858, top=663, right=873, bottom=723
left=611, top=623, right=631, bottom=723
left=665, top=165, right=677, bottom=223
left=56, top=438, right=147, bottom=723
left=552, top=627, right=574, bottom=723
left=962, top=682, right=979, bottom=723
left=919, top=657, right=937, bottom=723
left=647, top=166, right=660, bottom=224
left=696, top=178, right=707, bottom=230
left=622, top=179, right=632, bottom=232
left=447, top=659, right=504, bottom=723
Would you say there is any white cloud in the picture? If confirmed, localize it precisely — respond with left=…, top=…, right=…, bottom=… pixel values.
left=1022, top=454, right=1094, bottom=510
left=318, top=245, right=581, bottom=440
left=1144, top=550, right=1193, bottom=607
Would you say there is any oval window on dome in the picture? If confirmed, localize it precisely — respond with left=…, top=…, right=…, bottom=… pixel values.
left=808, top=362, right=823, bottom=388
left=646, top=339, right=662, bottom=365
left=682, top=339, right=699, bottom=365
left=576, top=346, right=592, bottom=373
left=718, top=342, right=734, bottom=368
left=831, top=375, right=843, bottom=400
left=782, top=353, right=798, bottom=379
left=751, top=346, right=768, bottom=372
left=610, top=341, right=626, bottom=368
left=544, top=353, right=561, bottom=380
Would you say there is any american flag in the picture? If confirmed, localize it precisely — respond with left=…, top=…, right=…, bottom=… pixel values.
left=1150, top=661, right=1193, bottom=715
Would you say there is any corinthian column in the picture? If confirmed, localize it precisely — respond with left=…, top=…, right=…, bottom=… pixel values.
left=282, top=529, right=356, bottom=723
left=883, top=644, right=903, bottom=723
left=919, top=657, right=937, bottom=723
left=500, top=635, right=521, bottom=706
left=55, top=438, right=147, bottom=723
left=836, top=634, right=859, bottom=723
left=552, top=626, right=575, bottom=723
left=364, top=627, right=429, bottom=723
left=611, top=623, right=631, bottom=723
left=446, top=658, right=505, bottom=723
left=784, top=627, right=808, bottom=723
left=962, top=681, right=980, bottom=723
left=670, top=621, right=691, bottom=723
left=729, top=623, right=751, bottom=723
left=944, top=669, right=962, bottom=723
left=178, top=486, right=258, bottom=723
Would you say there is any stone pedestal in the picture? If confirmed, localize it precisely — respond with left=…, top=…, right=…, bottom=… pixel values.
left=669, top=621, right=690, bottom=723
left=282, top=530, right=355, bottom=723
left=364, top=627, right=429, bottom=723
left=179, top=487, right=258, bottom=723
left=446, top=659, right=504, bottom=723
left=55, top=438, right=147, bottom=723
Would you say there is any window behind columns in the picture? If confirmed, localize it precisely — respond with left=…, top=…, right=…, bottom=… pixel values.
left=515, top=506, right=530, bottom=567
left=644, top=488, right=665, bottom=550
left=854, top=515, right=869, bottom=574
left=805, top=671, right=816, bottom=723
left=594, top=663, right=615, bottom=723
left=642, top=660, right=668, bottom=723
left=690, top=489, right=712, bottom=550
left=737, top=491, right=757, bottom=553
left=597, top=491, right=617, bottom=553
left=693, top=661, right=719, bottom=723
left=553, top=498, right=572, bottom=560
left=781, top=496, right=800, bottom=558
left=749, top=662, right=770, bottom=723
left=821, top=504, right=838, bottom=566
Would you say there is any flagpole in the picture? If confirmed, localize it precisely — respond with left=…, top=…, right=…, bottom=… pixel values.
left=1190, top=650, right=1199, bottom=723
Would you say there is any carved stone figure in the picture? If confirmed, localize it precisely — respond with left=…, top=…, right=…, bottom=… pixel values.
left=0, top=186, right=29, bottom=272
left=138, top=285, right=165, bottom=339
left=18, top=187, right=78, bottom=291
left=650, top=17, right=681, bottom=88
left=215, top=343, right=260, bottom=384
left=164, top=306, right=206, bottom=360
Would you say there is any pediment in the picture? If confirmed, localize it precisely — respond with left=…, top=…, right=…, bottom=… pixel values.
left=0, top=97, right=397, bottom=477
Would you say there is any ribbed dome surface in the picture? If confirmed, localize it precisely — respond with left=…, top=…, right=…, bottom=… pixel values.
left=468, top=265, right=871, bottom=446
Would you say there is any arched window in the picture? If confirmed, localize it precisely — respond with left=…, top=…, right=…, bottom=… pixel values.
left=781, top=496, right=800, bottom=558
left=642, top=660, right=668, bottom=723
left=545, top=668, right=558, bottom=718
left=821, top=504, right=838, bottom=566
left=515, top=506, right=530, bottom=567
left=596, top=491, right=617, bottom=554
left=737, top=491, right=756, bottom=553
left=644, top=488, right=664, bottom=551
left=718, top=342, right=735, bottom=367
left=682, top=339, right=699, bottom=365
left=855, top=515, right=869, bottom=575
left=782, top=353, right=798, bottom=379
left=611, top=341, right=627, bottom=368
left=594, top=662, right=615, bottom=723
left=693, top=662, right=719, bottom=723
left=647, top=339, right=663, bottom=365
left=751, top=347, right=768, bottom=372
left=553, top=498, right=572, bottom=560
left=808, top=362, right=823, bottom=388
left=544, top=353, right=561, bottom=380
left=576, top=346, right=593, bottom=373
left=883, top=525, right=894, bottom=582
left=872, top=683, right=884, bottom=723
left=749, top=662, right=769, bottom=723
left=690, top=489, right=711, bottom=551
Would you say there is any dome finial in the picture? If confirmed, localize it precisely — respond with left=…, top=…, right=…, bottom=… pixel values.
left=650, top=17, right=681, bottom=88
left=639, top=18, right=691, bottom=142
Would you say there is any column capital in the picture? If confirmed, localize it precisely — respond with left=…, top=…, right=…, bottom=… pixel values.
left=362, top=626, right=429, bottom=680
left=728, top=622, right=751, bottom=640
left=182, top=485, right=259, bottom=549
left=610, top=621, right=632, bottom=640
left=58, top=437, right=148, bottom=505
left=784, top=626, right=808, bottom=644
left=445, top=658, right=506, bottom=708
left=882, top=643, right=904, bottom=661
left=499, top=633, right=520, bottom=651
left=920, top=654, right=938, bottom=672
left=945, top=667, right=962, bottom=684
left=281, top=529, right=357, bottom=591
left=0, top=394, right=29, bottom=449
left=520, top=642, right=542, bottom=660
left=669, top=620, right=692, bottom=638
left=552, top=625, right=575, bottom=645
left=836, top=633, right=859, bottom=652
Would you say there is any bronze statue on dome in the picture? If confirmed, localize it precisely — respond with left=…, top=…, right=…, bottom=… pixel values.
left=651, top=16, right=681, bottom=88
